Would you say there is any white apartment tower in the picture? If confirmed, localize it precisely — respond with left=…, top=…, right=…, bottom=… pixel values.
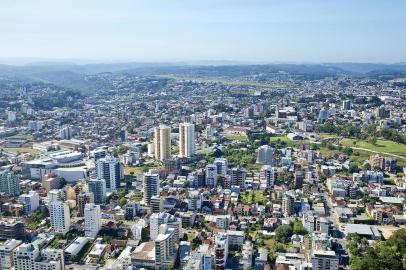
left=205, top=164, right=218, bottom=188
left=96, top=155, right=122, bottom=192
left=154, top=125, right=171, bottom=161
left=84, top=203, right=101, bottom=238
left=256, top=145, right=274, bottom=165
left=179, top=122, right=195, bottom=157
left=260, top=165, right=275, bottom=189
left=49, top=200, right=71, bottom=235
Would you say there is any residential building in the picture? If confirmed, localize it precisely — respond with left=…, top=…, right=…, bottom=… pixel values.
left=49, top=200, right=71, bottom=235
left=154, top=124, right=171, bottom=161
left=179, top=122, right=195, bottom=157
left=84, top=203, right=101, bottom=238
left=143, top=172, right=160, bottom=205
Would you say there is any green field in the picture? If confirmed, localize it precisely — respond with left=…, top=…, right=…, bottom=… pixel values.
left=223, top=133, right=248, bottom=142
left=2, top=147, right=40, bottom=155
left=269, top=135, right=299, bottom=147
left=341, top=138, right=406, bottom=158
left=240, top=191, right=268, bottom=205
left=124, top=166, right=162, bottom=175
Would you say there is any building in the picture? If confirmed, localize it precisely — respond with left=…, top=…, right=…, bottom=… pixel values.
left=294, top=171, right=304, bottom=189
left=150, top=212, right=182, bottom=241
left=88, top=177, right=107, bottom=203
left=230, top=166, right=247, bottom=187
left=19, top=191, right=40, bottom=215
left=179, top=122, right=195, bottom=157
left=256, top=145, right=274, bottom=165
left=0, top=219, right=26, bottom=240
left=214, top=233, right=228, bottom=270
left=0, top=239, right=22, bottom=270
left=84, top=203, right=101, bottom=238
left=150, top=195, right=163, bottom=213
left=154, top=124, right=171, bottom=161
left=188, top=190, right=203, bottom=211
left=260, top=165, right=275, bottom=189
left=311, top=250, right=339, bottom=270
left=0, top=170, right=20, bottom=196
left=77, top=192, right=94, bottom=217
left=342, top=100, right=352, bottom=110
left=96, top=155, right=123, bottom=192
left=282, top=195, right=294, bottom=217
left=13, top=243, right=64, bottom=270
left=59, top=125, right=73, bottom=140
left=143, top=172, right=160, bottom=205
left=214, top=158, right=228, bottom=176
left=155, top=225, right=177, bottom=269
left=64, top=237, right=88, bottom=260
left=49, top=200, right=71, bottom=235
left=206, top=164, right=218, bottom=188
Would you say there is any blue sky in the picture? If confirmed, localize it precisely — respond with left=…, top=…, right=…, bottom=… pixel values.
left=0, top=0, right=405, bottom=63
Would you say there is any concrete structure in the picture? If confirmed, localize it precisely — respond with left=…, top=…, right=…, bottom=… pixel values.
left=0, top=239, right=22, bottom=270
left=179, top=122, right=195, bottom=157
left=19, top=191, right=40, bottom=215
left=311, top=250, right=339, bottom=270
left=96, top=155, right=122, bottom=192
left=0, top=170, right=20, bottom=196
left=154, top=124, right=171, bottom=161
left=143, top=172, right=160, bottom=205
left=88, top=177, right=107, bottom=203
left=205, top=164, right=218, bottom=188
left=84, top=203, right=101, bottom=238
left=256, top=145, right=274, bottom=165
left=13, top=243, right=64, bottom=270
left=150, top=212, right=182, bottom=241
left=214, top=233, right=228, bottom=270
left=49, top=200, right=71, bottom=235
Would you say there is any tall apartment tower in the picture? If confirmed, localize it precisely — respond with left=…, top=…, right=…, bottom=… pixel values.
left=179, top=122, right=195, bottom=157
left=282, top=195, right=294, bottom=217
left=96, top=155, right=122, bottom=192
left=84, top=203, right=101, bottom=238
left=256, top=145, right=274, bottom=165
left=88, top=177, right=107, bottom=203
left=0, top=239, right=22, bottom=270
left=0, top=170, right=20, bottom=196
left=214, top=233, right=229, bottom=270
left=205, top=164, right=218, bottom=188
left=143, top=172, right=160, bottom=205
left=77, top=192, right=94, bottom=217
left=154, top=125, right=171, bottom=161
left=49, top=200, right=71, bottom=235
left=260, top=165, right=275, bottom=189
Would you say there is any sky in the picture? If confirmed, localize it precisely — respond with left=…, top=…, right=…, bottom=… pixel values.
left=0, top=0, right=405, bottom=64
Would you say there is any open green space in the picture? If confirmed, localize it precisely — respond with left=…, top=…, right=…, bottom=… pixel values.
left=223, top=133, right=248, bottom=142
left=124, top=166, right=162, bottom=175
left=2, top=147, right=40, bottom=155
left=341, top=138, right=406, bottom=158
left=239, top=191, right=268, bottom=205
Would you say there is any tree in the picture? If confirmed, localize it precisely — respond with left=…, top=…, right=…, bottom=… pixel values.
left=292, top=219, right=307, bottom=235
left=118, top=198, right=127, bottom=207
left=275, top=225, right=293, bottom=244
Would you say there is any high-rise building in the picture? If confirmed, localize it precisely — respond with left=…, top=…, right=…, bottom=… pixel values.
left=59, top=125, right=72, bottom=140
left=214, top=158, right=228, bottom=176
left=256, top=145, right=274, bottom=165
left=188, top=190, right=203, bottom=211
left=0, top=219, right=26, bottom=241
left=342, top=100, right=352, bottom=110
left=0, top=170, right=20, bottom=196
left=282, top=195, right=294, bottom=217
left=260, top=165, right=275, bottom=189
left=13, top=243, right=64, bottom=270
left=205, top=164, right=218, bottom=188
left=294, top=171, right=304, bottom=189
left=6, top=111, right=16, bottom=122
left=49, top=200, right=71, bottom=235
left=311, top=250, right=339, bottom=270
left=179, top=122, right=195, bottom=157
left=143, top=172, right=160, bottom=205
left=150, top=212, right=182, bottom=241
left=150, top=195, right=163, bottom=213
left=84, top=203, right=101, bottom=238
left=155, top=225, right=177, bottom=269
left=154, top=125, right=171, bottom=161
left=214, top=233, right=228, bottom=270
left=0, top=239, right=22, bottom=270
left=77, top=192, right=94, bottom=217
left=88, top=177, right=107, bottom=203
left=18, top=191, right=39, bottom=215
left=230, top=166, right=247, bottom=187
left=96, top=155, right=123, bottom=192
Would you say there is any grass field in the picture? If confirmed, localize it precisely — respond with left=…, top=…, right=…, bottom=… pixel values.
left=240, top=191, right=268, bottom=205
left=269, top=135, right=300, bottom=147
left=223, top=133, right=248, bottom=142
left=341, top=138, right=406, bottom=158
left=124, top=166, right=161, bottom=175
left=2, top=147, right=40, bottom=155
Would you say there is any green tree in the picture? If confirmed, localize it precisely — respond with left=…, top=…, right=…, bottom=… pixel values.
left=275, top=225, right=293, bottom=244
